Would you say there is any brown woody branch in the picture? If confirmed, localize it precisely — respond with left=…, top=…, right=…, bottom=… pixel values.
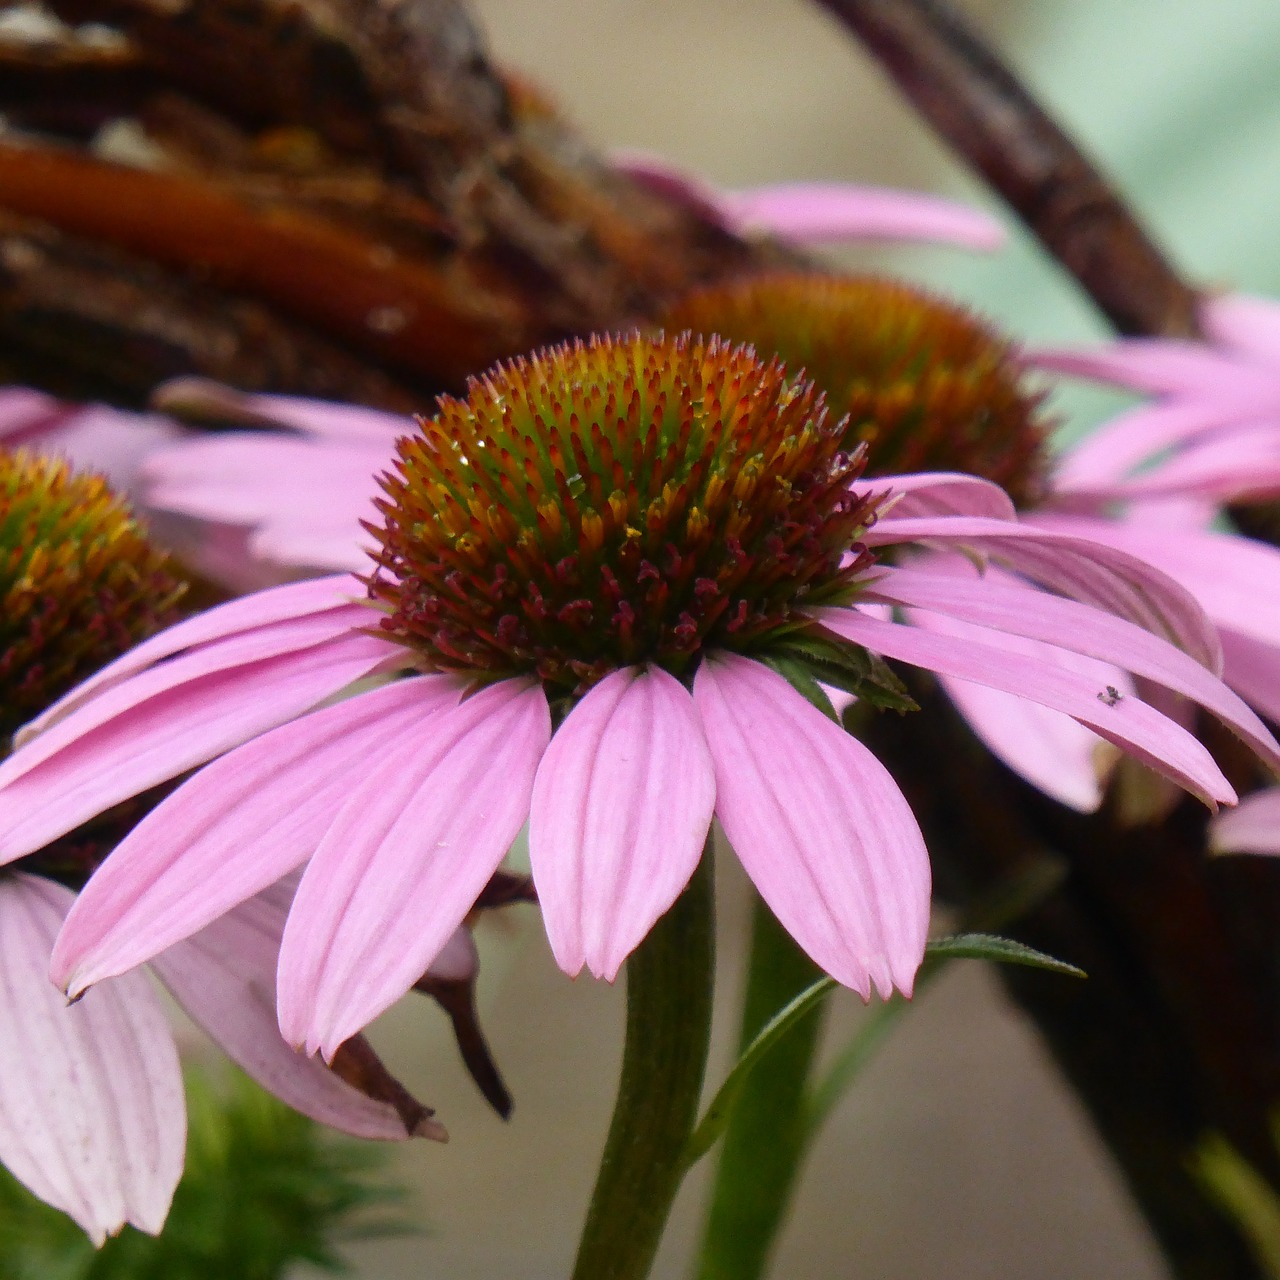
left=813, top=0, right=1201, bottom=338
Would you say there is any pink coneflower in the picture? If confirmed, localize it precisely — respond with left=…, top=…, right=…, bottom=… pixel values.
left=0, top=334, right=1269, bottom=1068
left=0, top=452, right=438, bottom=1244
left=1012, top=292, right=1280, bottom=805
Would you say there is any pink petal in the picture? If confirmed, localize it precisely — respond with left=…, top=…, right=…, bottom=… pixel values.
left=822, top=607, right=1235, bottom=808
left=1029, top=515, right=1280, bottom=648
left=1030, top=341, right=1280, bottom=402
left=864, top=564, right=1280, bottom=773
left=1102, top=426, right=1280, bottom=505
left=865, top=514, right=1222, bottom=669
left=1053, top=400, right=1255, bottom=493
left=0, top=387, right=62, bottom=439
left=693, top=655, right=930, bottom=999
left=528, top=666, right=716, bottom=982
left=857, top=471, right=1018, bottom=521
left=151, top=879, right=415, bottom=1141
left=0, top=627, right=398, bottom=862
left=932, top=665, right=1110, bottom=811
left=1201, top=293, right=1280, bottom=365
left=19, top=574, right=365, bottom=740
left=1220, top=628, right=1280, bottom=727
left=721, top=183, right=1006, bottom=251
left=153, top=378, right=412, bottom=444
left=1210, top=788, right=1280, bottom=855
left=51, top=676, right=461, bottom=996
left=0, top=875, right=183, bottom=1243
left=278, top=679, right=551, bottom=1059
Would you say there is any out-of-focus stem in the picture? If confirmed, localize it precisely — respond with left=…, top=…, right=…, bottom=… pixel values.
left=692, top=895, right=826, bottom=1280
left=570, top=845, right=716, bottom=1280
left=813, top=0, right=1201, bottom=338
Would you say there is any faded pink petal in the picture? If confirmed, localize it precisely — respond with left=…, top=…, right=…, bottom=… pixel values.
left=0, top=626, right=397, bottom=862
left=278, top=679, right=551, bottom=1059
left=858, top=471, right=1018, bottom=521
left=51, top=676, right=460, bottom=996
left=1220, top=629, right=1280, bottom=727
left=719, top=183, right=1005, bottom=250
left=694, top=655, right=930, bottom=1000
left=1028, top=515, right=1280, bottom=648
left=1092, top=426, right=1280, bottom=506
left=1031, top=341, right=1280, bottom=403
left=1052, top=400, right=1254, bottom=494
left=0, top=875, right=183, bottom=1243
left=153, top=378, right=411, bottom=445
left=1201, top=293, right=1280, bottom=365
left=865, top=514, right=1222, bottom=669
left=20, top=574, right=364, bottom=740
left=1210, top=788, right=1280, bottom=855
left=151, top=880, right=413, bottom=1141
left=864, top=564, right=1280, bottom=773
left=528, top=666, right=716, bottom=982
left=823, top=607, right=1235, bottom=808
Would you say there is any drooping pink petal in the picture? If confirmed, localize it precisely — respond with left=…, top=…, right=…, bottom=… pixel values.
left=1210, top=788, right=1280, bottom=855
left=863, top=564, right=1280, bottom=772
left=0, top=627, right=398, bottom=862
left=150, top=879, right=415, bottom=1141
left=528, top=666, right=716, bottom=982
left=152, top=378, right=412, bottom=445
left=931, top=662, right=1111, bottom=811
left=278, top=679, right=552, bottom=1059
left=864, top=514, right=1222, bottom=668
left=1201, top=293, right=1280, bottom=365
left=51, top=675, right=461, bottom=996
left=857, top=471, right=1018, bottom=521
left=1051, top=400, right=1256, bottom=494
left=1030, top=341, right=1280, bottom=402
left=1220, top=628, right=1280, bottom=727
left=0, top=387, right=63, bottom=439
left=19, top=574, right=365, bottom=740
left=693, top=654, right=930, bottom=1000
left=1089, top=425, right=1280, bottom=506
left=0, top=875, right=183, bottom=1243
left=1028, top=515, right=1280, bottom=648
left=822, top=607, right=1235, bottom=808
left=719, top=183, right=1006, bottom=250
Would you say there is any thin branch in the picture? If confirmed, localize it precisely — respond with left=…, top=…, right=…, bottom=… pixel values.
left=813, top=0, right=1200, bottom=338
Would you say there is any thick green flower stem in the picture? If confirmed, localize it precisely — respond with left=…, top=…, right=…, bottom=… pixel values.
left=693, top=895, right=827, bottom=1280
left=571, top=844, right=716, bottom=1280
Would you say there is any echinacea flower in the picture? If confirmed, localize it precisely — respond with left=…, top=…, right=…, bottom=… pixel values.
left=0, top=452, right=439, bottom=1243
left=1012, top=291, right=1280, bottom=804
left=0, top=334, right=1269, bottom=1069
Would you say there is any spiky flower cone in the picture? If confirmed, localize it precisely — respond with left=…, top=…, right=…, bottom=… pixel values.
left=664, top=274, right=1048, bottom=505
left=368, top=332, right=883, bottom=701
left=0, top=452, right=184, bottom=743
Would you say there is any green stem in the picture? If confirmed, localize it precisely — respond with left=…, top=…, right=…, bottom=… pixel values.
left=692, top=896, right=827, bottom=1280
left=571, top=843, right=716, bottom=1280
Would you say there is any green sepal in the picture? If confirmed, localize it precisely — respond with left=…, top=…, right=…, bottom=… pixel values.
left=755, top=654, right=841, bottom=722
left=760, top=624, right=917, bottom=713
left=924, top=931, right=1086, bottom=978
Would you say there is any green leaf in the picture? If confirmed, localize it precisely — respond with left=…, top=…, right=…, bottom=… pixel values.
left=924, top=932, right=1087, bottom=978
left=680, top=975, right=836, bottom=1171
left=762, top=625, right=918, bottom=713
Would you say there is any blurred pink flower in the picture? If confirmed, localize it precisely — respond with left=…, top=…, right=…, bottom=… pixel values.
left=0, top=866, right=441, bottom=1245
left=977, top=292, right=1280, bottom=810
left=0, top=388, right=184, bottom=498
left=612, top=159, right=1006, bottom=252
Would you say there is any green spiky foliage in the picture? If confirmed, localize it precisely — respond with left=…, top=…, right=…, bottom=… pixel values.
left=664, top=273, right=1049, bottom=505
left=0, top=451, right=183, bottom=743
left=0, top=1068, right=410, bottom=1280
